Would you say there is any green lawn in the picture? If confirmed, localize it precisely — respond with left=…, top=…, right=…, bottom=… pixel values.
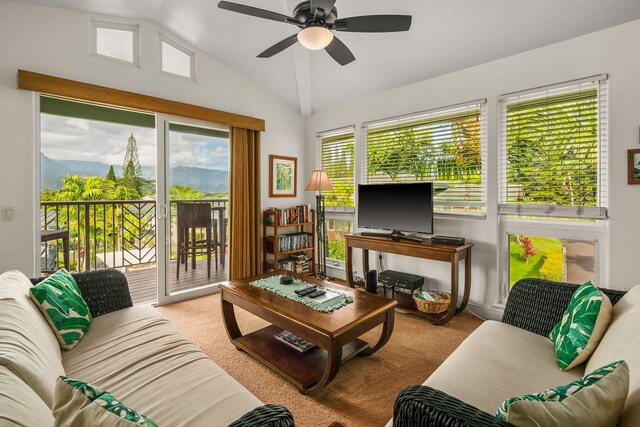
left=509, top=236, right=563, bottom=288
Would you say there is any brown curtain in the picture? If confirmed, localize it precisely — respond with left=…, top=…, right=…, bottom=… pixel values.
left=229, top=127, right=261, bottom=280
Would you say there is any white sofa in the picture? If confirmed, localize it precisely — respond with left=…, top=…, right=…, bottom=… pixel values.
left=388, top=278, right=638, bottom=426
left=0, top=269, right=292, bottom=426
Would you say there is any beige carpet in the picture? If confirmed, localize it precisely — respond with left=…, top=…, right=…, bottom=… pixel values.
left=157, top=293, right=483, bottom=427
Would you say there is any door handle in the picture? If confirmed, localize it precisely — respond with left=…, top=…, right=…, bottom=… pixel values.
left=157, top=204, right=168, bottom=220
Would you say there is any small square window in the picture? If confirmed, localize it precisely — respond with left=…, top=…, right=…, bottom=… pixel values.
left=160, top=35, right=195, bottom=80
left=91, top=20, right=139, bottom=66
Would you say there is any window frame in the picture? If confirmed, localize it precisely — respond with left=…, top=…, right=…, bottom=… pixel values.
left=498, top=216, right=607, bottom=303
left=498, top=74, right=609, bottom=220
left=90, top=19, right=140, bottom=67
left=360, top=99, right=488, bottom=217
left=317, top=126, right=356, bottom=214
left=317, top=126, right=356, bottom=269
left=497, top=75, right=610, bottom=302
left=158, top=33, right=197, bottom=81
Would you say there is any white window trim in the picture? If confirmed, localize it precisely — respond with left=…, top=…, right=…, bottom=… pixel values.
left=498, top=74, right=609, bottom=220
left=90, top=19, right=140, bottom=67
left=317, top=126, right=356, bottom=266
left=158, top=33, right=197, bottom=82
left=497, top=75, right=610, bottom=303
left=360, top=99, right=488, bottom=217
left=317, top=125, right=356, bottom=214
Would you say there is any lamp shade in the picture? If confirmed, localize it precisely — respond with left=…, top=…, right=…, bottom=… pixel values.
left=297, top=26, right=334, bottom=50
left=305, top=170, right=333, bottom=191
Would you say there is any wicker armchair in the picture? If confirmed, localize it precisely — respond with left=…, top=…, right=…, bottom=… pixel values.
left=228, top=404, right=295, bottom=427
left=30, top=269, right=295, bottom=427
left=392, top=278, right=627, bottom=427
left=30, top=269, right=133, bottom=317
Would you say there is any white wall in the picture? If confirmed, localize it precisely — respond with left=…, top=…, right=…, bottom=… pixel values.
left=0, top=1, right=306, bottom=275
left=306, top=19, right=640, bottom=317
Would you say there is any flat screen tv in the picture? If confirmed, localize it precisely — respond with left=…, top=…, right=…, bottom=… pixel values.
left=358, top=182, right=433, bottom=242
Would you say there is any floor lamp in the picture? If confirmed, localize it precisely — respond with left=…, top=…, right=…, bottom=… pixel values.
left=305, top=170, right=333, bottom=279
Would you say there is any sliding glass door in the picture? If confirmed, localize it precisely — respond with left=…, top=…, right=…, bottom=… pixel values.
left=156, top=116, right=230, bottom=304
left=38, top=98, right=229, bottom=306
left=39, top=96, right=159, bottom=305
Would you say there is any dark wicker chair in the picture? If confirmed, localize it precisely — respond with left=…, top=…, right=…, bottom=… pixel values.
left=30, top=269, right=295, bottom=427
left=31, top=269, right=133, bottom=317
left=392, top=278, right=627, bottom=427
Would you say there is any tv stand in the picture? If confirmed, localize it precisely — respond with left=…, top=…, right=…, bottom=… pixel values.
left=360, top=230, right=423, bottom=243
left=345, top=233, right=473, bottom=326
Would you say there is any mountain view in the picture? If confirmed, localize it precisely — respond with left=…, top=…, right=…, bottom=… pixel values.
left=41, top=153, right=228, bottom=194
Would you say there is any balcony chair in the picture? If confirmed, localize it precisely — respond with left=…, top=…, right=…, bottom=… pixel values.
left=176, top=203, right=218, bottom=280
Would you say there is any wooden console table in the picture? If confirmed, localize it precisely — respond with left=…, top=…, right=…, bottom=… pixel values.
left=345, top=233, right=472, bottom=326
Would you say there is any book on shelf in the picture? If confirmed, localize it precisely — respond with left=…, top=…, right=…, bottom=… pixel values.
left=265, top=205, right=312, bottom=226
left=265, top=256, right=312, bottom=274
left=275, top=233, right=311, bottom=252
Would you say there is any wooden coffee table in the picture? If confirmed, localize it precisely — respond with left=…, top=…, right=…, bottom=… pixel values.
left=219, top=272, right=397, bottom=394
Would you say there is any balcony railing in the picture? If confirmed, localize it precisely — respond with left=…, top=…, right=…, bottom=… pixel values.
left=41, top=198, right=228, bottom=272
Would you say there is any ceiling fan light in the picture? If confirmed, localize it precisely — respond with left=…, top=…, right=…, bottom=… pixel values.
left=297, top=26, right=334, bottom=50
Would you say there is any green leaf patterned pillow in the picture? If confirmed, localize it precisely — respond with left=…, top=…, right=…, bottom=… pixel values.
left=54, top=376, right=157, bottom=427
left=549, top=281, right=612, bottom=370
left=496, top=360, right=629, bottom=426
left=29, top=269, right=92, bottom=350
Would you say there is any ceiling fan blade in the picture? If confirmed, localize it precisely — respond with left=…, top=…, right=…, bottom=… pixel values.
left=324, top=36, right=355, bottom=66
left=218, top=1, right=296, bottom=25
left=310, top=0, right=337, bottom=18
left=257, top=34, right=299, bottom=58
left=333, top=15, right=412, bottom=32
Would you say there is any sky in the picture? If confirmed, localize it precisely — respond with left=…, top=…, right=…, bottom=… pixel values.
left=41, top=114, right=229, bottom=171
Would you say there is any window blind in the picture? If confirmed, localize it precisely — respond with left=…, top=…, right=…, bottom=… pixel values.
left=318, top=127, right=355, bottom=210
left=498, top=75, right=608, bottom=219
left=362, top=100, right=487, bottom=214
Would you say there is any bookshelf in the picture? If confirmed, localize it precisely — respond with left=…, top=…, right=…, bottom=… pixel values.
left=263, top=206, right=316, bottom=276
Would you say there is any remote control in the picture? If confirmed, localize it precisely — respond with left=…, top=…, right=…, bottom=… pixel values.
left=294, top=284, right=315, bottom=295
left=298, top=287, right=318, bottom=297
left=307, top=289, right=326, bottom=298
left=295, top=285, right=317, bottom=296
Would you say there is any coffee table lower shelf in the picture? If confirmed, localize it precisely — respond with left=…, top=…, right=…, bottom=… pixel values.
left=233, top=325, right=370, bottom=390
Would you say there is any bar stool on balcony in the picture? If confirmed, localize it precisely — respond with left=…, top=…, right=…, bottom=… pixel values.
left=176, top=203, right=218, bottom=280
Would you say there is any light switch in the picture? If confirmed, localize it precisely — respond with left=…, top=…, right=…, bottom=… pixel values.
left=2, top=207, right=15, bottom=221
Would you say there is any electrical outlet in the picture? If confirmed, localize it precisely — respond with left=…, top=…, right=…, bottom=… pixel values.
left=1, top=207, right=15, bottom=221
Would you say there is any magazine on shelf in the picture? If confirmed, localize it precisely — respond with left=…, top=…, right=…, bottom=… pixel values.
left=274, top=330, right=316, bottom=352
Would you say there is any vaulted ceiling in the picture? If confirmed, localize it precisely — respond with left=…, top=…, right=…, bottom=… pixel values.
left=10, top=0, right=640, bottom=115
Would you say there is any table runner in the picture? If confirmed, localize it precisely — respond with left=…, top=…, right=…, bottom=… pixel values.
left=250, top=275, right=353, bottom=313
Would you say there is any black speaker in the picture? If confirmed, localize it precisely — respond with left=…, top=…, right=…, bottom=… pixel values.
left=366, top=270, right=378, bottom=294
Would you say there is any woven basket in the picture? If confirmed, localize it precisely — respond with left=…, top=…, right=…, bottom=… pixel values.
left=413, top=291, right=450, bottom=314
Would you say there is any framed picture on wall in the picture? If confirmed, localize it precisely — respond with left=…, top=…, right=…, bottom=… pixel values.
left=629, top=149, right=640, bottom=185
left=269, top=155, right=297, bottom=197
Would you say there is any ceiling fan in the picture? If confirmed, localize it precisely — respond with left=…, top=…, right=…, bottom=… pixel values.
left=218, top=0, right=412, bottom=66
